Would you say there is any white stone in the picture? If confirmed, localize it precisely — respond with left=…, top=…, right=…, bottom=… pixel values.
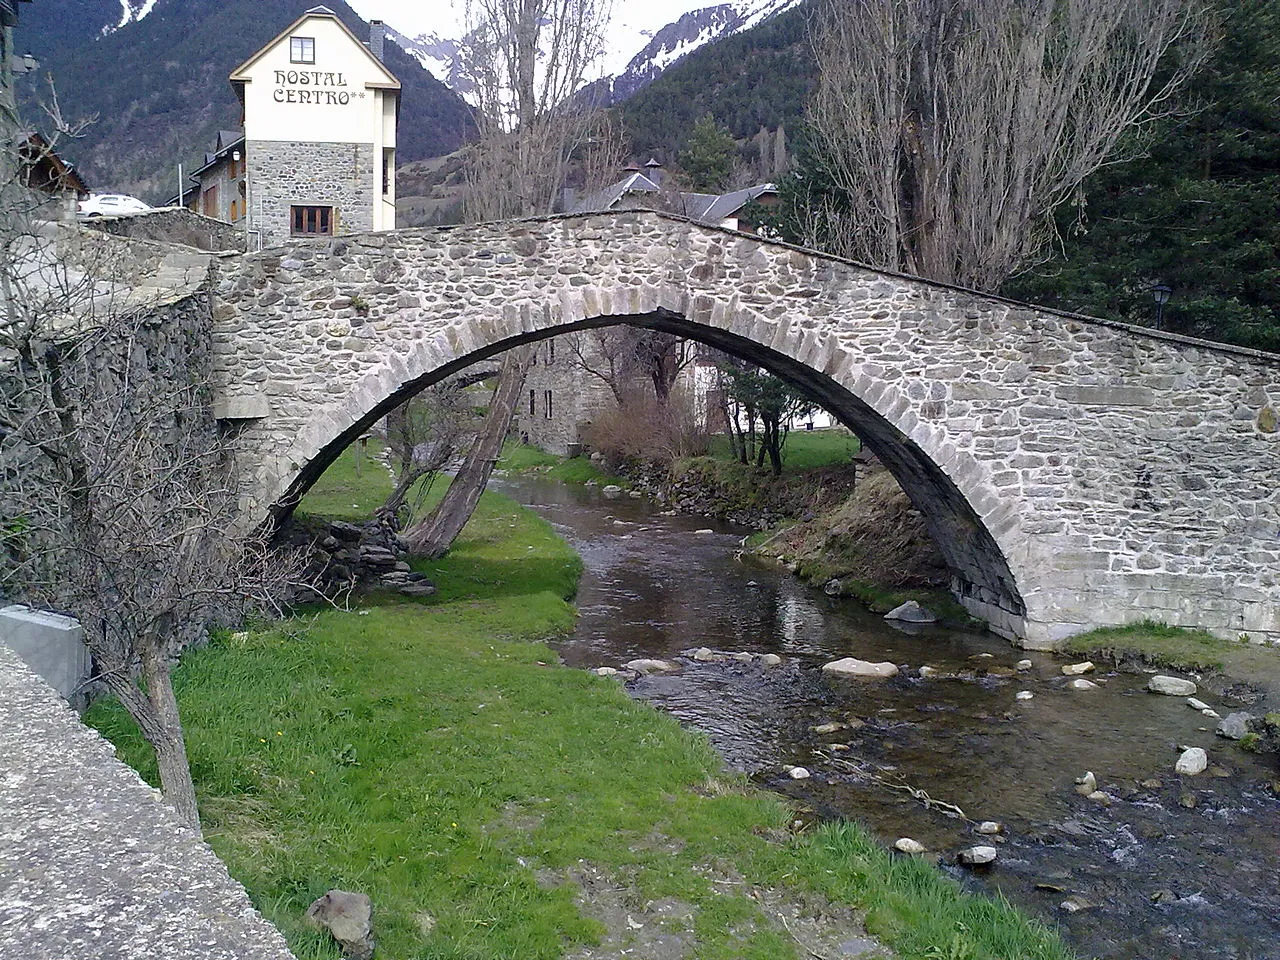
left=884, top=600, right=937, bottom=623
left=691, top=647, right=716, bottom=662
left=1061, top=661, right=1095, bottom=676
left=1016, top=659, right=1033, bottom=671
left=1175, top=747, right=1208, bottom=776
left=623, top=658, right=680, bottom=675
left=822, top=658, right=899, bottom=679
left=1148, top=675, right=1197, bottom=696
left=812, top=722, right=846, bottom=735
left=787, top=766, right=811, bottom=780
left=1186, top=697, right=1213, bottom=712
left=1074, top=771, right=1097, bottom=796
left=731, top=652, right=754, bottom=662
left=1068, top=678, right=1099, bottom=690
left=694, top=528, right=714, bottom=535
left=894, top=838, right=926, bottom=855
left=593, top=667, right=619, bottom=676
left=957, top=846, right=998, bottom=866
left=918, top=665, right=939, bottom=678
left=1016, top=690, right=1034, bottom=701
left=759, top=654, right=783, bottom=666
left=976, top=821, right=1002, bottom=835
left=601, top=485, right=623, bottom=499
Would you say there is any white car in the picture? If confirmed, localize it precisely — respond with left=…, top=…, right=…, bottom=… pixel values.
left=78, top=194, right=152, bottom=217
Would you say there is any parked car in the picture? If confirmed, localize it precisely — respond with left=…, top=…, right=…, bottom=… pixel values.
left=78, top=194, right=152, bottom=217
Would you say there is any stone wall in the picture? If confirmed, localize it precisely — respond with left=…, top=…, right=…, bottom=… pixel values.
left=248, top=140, right=375, bottom=247
left=81, top=207, right=244, bottom=252
left=0, top=644, right=297, bottom=959
left=209, top=212, right=1280, bottom=648
left=515, top=334, right=615, bottom=454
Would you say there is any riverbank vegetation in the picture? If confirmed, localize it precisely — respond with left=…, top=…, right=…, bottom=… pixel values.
left=85, top=457, right=1073, bottom=960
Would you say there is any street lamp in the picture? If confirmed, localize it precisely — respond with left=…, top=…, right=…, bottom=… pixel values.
left=1151, top=283, right=1172, bottom=331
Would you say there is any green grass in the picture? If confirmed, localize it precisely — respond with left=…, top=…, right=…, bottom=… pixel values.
left=84, top=455, right=1074, bottom=960
left=296, top=440, right=440, bottom=522
left=706, top=428, right=861, bottom=472
left=498, top=440, right=623, bottom=486
left=1063, top=619, right=1236, bottom=671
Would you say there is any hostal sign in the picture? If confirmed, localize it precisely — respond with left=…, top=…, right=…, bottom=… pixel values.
left=272, top=70, right=362, bottom=105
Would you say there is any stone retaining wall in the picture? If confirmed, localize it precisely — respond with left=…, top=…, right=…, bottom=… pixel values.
left=0, top=644, right=296, bottom=960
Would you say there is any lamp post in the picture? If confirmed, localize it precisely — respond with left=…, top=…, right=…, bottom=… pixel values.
left=1151, top=283, right=1172, bottom=331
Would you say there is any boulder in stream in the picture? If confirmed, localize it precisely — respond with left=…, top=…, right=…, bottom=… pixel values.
left=759, top=653, right=783, bottom=666
left=1175, top=747, right=1208, bottom=776
left=1061, top=661, right=1095, bottom=676
left=1148, top=675, right=1197, bottom=696
left=601, top=484, right=623, bottom=499
left=884, top=600, right=937, bottom=623
left=624, top=658, right=680, bottom=675
left=822, top=658, right=899, bottom=679
left=894, top=837, right=926, bottom=855
left=1068, top=678, right=1100, bottom=690
left=1216, top=712, right=1254, bottom=740
left=957, top=846, right=998, bottom=866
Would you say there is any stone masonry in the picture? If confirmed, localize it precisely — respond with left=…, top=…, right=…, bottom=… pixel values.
left=0, top=644, right=297, bottom=960
left=247, top=141, right=375, bottom=247
left=209, top=211, right=1280, bottom=649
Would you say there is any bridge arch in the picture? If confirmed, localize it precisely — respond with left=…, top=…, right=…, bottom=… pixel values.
left=213, top=212, right=1280, bottom=648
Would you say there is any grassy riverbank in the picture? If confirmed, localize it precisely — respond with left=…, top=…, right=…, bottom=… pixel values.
left=86, top=463, right=1074, bottom=960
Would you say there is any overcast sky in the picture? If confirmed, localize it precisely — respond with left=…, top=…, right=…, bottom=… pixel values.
left=343, top=0, right=704, bottom=44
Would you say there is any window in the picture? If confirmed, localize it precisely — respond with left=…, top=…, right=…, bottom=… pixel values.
left=548, top=340, right=555, bottom=364
left=528, top=390, right=536, bottom=417
left=544, top=390, right=553, bottom=420
left=290, top=36, right=316, bottom=64
left=291, top=205, right=334, bottom=236
left=382, top=148, right=394, bottom=195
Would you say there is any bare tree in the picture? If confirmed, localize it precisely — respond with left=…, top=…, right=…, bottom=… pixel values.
left=401, top=346, right=536, bottom=558
left=806, top=0, right=1210, bottom=290
left=0, top=130, right=305, bottom=831
left=463, top=0, right=614, bottom=219
left=567, top=327, right=696, bottom=407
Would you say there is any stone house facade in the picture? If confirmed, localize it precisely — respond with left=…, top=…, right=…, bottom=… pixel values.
left=183, top=6, right=399, bottom=248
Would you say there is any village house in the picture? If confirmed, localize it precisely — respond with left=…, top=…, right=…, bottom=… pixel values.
left=179, top=6, right=399, bottom=248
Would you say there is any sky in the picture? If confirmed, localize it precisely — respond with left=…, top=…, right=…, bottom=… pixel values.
left=342, top=1, right=705, bottom=40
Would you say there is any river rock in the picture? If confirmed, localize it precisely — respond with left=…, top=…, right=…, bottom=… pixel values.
left=1068, top=678, right=1099, bottom=690
left=1060, top=896, right=1096, bottom=914
left=918, top=665, right=939, bottom=678
left=1061, top=661, right=1095, bottom=676
left=601, top=485, right=623, bottom=499
left=957, top=846, right=997, bottom=866
left=1016, top=690, right=1034, bottom=701
left=976, top=821, right=1003, bottom=835
left=822, top=657, right=899, bottom=679
left=1016, top=659, right=1033, bottom=670
left=1187, top=697, right=1213, bottom=712
left=1175, top=747, right=1208, bottom=776
left=305, top=890, right=374, bottom=960
left=884, top=600, right=937, bottom=623
left=760, top=653, right=783, bottom=666
left=691, top=647, right=717, bottom=662
left=786, top=766, right=811, bottom=780
left=731, top=651, right=755, bottom=662
left=894, top=838, right=926, bottom=855
left=1216, top=712, right=1254, bottom=740
left=1074, top=771, right=1097, bottom=795
left=624, top=658, right=680, bottom=675
left=824, top=578, right=842, bottom=596
left=812, top=722, right=846, bottom=735
left=1087, top=790, right=1112, bottom=805
left=1148, top=675, right=1197, bottom=696
left=593, top=666, right=619, bottom=676
left=694, top=528, right=714, bottom=535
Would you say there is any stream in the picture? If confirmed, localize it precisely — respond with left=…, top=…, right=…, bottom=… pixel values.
left=496, top=474, right=1280, bottom=960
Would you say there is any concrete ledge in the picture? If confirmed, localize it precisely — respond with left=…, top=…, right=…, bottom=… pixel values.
left=0, top=644, right=296, bottom=960
left=0, top=605, right=90, bottom=702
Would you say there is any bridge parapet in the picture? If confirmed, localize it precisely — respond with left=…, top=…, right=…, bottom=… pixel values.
left=211, top=212, right=1280, bottom=647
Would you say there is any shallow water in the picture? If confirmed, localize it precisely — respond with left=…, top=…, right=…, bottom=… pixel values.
left=497, top=475, right=1280, bottom=960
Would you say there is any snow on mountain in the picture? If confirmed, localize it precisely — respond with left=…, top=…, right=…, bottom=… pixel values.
left=104, top=0, right=159, bottom=35
left=376, top=0, right=804, bottom=106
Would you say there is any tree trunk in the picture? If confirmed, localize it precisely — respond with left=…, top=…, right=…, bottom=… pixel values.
left=141, top=653, right=201, bottom=831
left=402, top=346, right=534, bottom=558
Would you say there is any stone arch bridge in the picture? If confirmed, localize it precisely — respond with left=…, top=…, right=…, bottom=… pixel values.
left=209, top=211, right=1280, bottom=648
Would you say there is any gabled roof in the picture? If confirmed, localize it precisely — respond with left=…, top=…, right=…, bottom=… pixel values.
left=229, top=7, right=399, bottom=90
left=698, top=183, right=777, bottom=224
left=567, top=173, right=777, bottom=227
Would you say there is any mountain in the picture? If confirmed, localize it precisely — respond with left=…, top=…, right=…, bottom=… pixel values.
left=619, top=0, right=815, bottom=158
left=16, top=0, right=473, bottom=203
left=389, top=0, right=803, bottom=109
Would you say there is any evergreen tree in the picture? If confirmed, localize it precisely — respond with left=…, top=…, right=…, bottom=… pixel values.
left=678, top=114, right=736, bottom=192
left=1004, top=0, right=1280, bottom=351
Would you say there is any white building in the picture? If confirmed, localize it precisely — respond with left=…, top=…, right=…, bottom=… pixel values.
left=187, top=6, right=399, bottom=246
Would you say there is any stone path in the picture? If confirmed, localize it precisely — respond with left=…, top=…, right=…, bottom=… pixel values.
left=0, top=644, right=295, bottom=960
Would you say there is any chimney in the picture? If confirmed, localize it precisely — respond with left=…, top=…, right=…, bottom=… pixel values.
left=369, top=20, right=385, bottom=61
